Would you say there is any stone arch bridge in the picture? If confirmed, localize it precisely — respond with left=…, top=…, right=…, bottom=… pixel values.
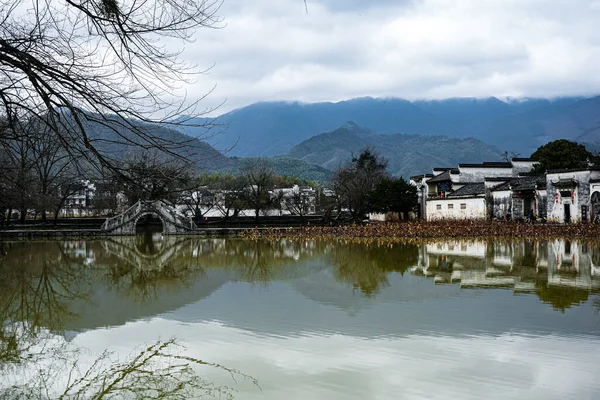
left=101, top=200, right=197, bottom=235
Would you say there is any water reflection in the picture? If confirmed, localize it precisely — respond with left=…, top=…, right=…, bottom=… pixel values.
left=2, top=236, right=600, bottom=399
left=1, top=236, right=599, bottom=337
left=412, top=239, right=600, bottom=311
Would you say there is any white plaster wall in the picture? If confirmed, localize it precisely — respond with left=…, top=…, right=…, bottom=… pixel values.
left=458, top=167, right=512, bottom=183
left=511, top=161, right=537, bottom=175
left=426, top=197, right=487, bottom=220
left=546, top=170, right=593, bottom=223
left=491, top=191, right=511, bottom=219
left=547, top=188, right=577, bottom=223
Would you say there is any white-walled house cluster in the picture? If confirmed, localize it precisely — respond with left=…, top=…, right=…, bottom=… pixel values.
left=410, top=159, right=600, bottom=223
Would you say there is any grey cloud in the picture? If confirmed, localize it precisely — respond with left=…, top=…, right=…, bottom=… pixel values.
left=180, top=0, right=600, bottom=115
left=316, top=0, right=416, bottom=12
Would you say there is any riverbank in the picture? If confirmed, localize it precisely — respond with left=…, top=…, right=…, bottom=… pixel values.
left=3, top=220, right=600, bottom=240
left=239, top=221, right=600, bottom=241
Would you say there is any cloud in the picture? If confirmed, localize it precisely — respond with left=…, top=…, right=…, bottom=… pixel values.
left=72, top=319, right=600, bottom=400
left=180, top=0, right=600, bottom=115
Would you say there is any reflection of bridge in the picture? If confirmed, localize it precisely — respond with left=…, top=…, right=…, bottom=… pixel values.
left=102, top=236, right=195, bottom=270
left=101, top=200, right=197, bottom=235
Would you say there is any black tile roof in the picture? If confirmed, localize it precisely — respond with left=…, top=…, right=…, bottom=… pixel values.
left=546, top=166, right=600, bottom=174
left=491, top=175, right=547, bottom=192
left=448, top=183, right=486, bottom=197
left=511, top=158, right=535, bottom=162
left=459, top=162, right=512, bottom=168
left=410, top=173, right=434, bottom=181
left=426, top=170, right=452, bottom=183
left=485, top=177, right=511, bottom=182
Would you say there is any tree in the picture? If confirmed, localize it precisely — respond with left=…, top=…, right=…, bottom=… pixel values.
left=280, top=188, right=314, bottom=225
left=368, top=177, right=418, bottom=219
left=502, top=151, right=521, bottom=162
left=118, top=150, right=193, bottom=205
left=28, top=122, right=82, bottom=223
left=240, top=160, right=276, bottom=224
left=0, top=0, right=222, bottom=175
left=332, top=149, right=388, bottom=222
left=531, top=140, right=592, bottom=172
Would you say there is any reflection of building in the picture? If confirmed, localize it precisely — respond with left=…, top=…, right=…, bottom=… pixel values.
left=548, top=240, right=600, bottom=291
left=411, top=239, right=599, bottom=308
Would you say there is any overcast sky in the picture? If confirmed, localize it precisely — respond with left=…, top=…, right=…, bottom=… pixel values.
left=182, top=0, right=600, bottom=115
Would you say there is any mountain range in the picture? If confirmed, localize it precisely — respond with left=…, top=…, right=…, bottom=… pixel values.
left=178, top=96, right=600, bottom=157
left=85, top=94, right=600, bottom=183
left=285, top=122, right=502, bottom=179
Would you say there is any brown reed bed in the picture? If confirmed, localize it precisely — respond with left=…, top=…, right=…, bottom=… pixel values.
left=239, top=220, right=600, bottom=242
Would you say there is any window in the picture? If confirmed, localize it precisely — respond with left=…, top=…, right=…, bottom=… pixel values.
left=436, top=204, right=442, bottom=210
left=460, top=203, right=467, bottom=210
left=448, top=204, right=454, bottom=209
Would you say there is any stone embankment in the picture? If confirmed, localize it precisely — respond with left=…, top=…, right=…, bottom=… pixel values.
left=239, top=221, right=600, bottom=241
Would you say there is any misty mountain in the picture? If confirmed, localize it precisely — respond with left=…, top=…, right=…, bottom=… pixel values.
left=285, top=122, right=503, bottom=179
left=86, top=118, right=331, bottom=181
left=86, top=118, right=234, bottom=172
left=178, top=96, right=599, bottom=157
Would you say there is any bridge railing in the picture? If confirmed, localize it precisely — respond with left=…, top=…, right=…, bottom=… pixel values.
left=101, top=200, right=197, bottom=232
left=101, top=201, right=143, bottom=231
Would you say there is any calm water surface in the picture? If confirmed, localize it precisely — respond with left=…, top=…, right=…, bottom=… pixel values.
left=1, top=235, right=600, bottom=399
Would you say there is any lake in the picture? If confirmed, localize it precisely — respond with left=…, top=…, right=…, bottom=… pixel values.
left=1, top=235, right=599, bottom=399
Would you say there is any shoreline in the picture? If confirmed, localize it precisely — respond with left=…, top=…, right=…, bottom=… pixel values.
left=238, top=221, right=600, bottom=241
left=2, top=221, right=600, bottom=240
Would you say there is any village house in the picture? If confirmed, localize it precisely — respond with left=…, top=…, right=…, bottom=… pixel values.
left=545, top=167, right=600, bottom=223
left=412, top=160, right=600, bottom=223
left=411, top=158, right=539, bottom=221
left=489, top=174, right=547, bottom=220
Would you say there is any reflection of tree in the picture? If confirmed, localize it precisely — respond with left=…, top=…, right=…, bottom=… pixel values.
left=535, top=281, right=590, bottom=313
left=189, top=239, right=326, bottom=286
left=2, top=338, right=255, bottom=399
left=330, top=242, right=419, bottom=296
left=0, top=242, right=89, bottom=365
left=0, top=240, right=255, bottom=398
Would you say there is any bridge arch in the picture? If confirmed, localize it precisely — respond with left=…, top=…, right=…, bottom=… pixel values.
left=134, top=211, right=166, bottom=234
left=101, top=200, right=197, bottom=235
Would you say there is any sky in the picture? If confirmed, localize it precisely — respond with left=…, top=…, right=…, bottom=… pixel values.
left=181, top=0, right=600, bottom=115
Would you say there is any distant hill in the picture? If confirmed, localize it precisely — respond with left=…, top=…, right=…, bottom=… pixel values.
left=234, top=157, right=332, bottom=182
left=83, top=117, right=331, bottom=182
left=178, top=96, right=600, bottom=157
left=82, top=117, right=233, bottom=172
left=285, top=122, right=503, bottom=179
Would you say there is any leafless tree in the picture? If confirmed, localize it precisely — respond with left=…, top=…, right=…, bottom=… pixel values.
left=240, top=160, right=276, bottom=224
left=0, top=126, right=37, bottom=223
left=0, top=0, right=223, bottom=176
left=281, top=189, right=313, bottom=225
left=29, top=121, right=82, bottom=222
left=118, top=149, right=193, bottom=205
left=179, top=184, right=217, bottom=222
